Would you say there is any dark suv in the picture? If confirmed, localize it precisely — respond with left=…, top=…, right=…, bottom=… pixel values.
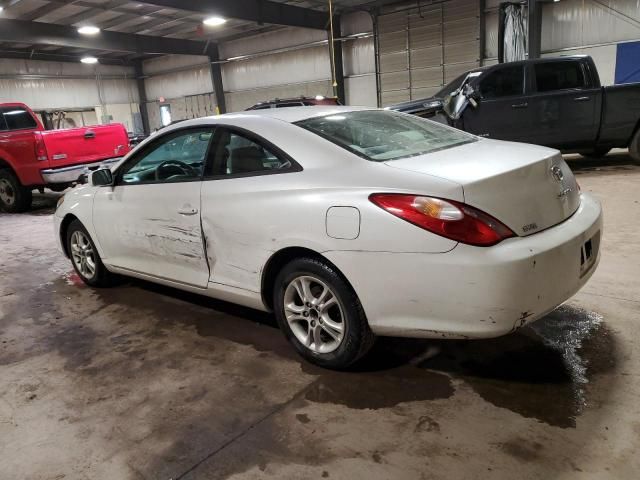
left=246, top=96, right=341, bottom=110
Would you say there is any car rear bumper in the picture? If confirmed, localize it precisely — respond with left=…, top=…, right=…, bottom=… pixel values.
left=41, top=157, right=122, bottom=184
left=324, top=193, right=603, bottom=339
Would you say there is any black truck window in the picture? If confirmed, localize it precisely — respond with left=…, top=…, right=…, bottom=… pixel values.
left=1, top=107, right=38, bottom=130
left=479, top=65, right=524, bottom=99
left=534, top=61, right=587, bottom=92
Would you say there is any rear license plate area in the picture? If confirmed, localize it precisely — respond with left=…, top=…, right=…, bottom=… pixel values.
left=580, top=231, right=600, bottom=277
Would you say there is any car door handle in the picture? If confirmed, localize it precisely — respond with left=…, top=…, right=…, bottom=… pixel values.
left=84, top=130, right=96, bottom=139
left=511, top=102, right=528, bottom=109
left=177, top=207, right=198, bottom=216
left=574, top=96, right=590, bottom=102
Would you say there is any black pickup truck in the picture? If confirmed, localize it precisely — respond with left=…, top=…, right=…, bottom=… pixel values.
left=389, top=56, right=640, bottom=161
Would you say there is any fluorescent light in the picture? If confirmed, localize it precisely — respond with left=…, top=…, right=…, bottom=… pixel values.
left=203, top=16, right=226, bottom=27
left=227, top=55, right=248, bottom=61
left=81, top=56, right=98, bottom=64
left=0, top=7, right=4, bottom=13
left=315, top=95, right=325, bottom=101
left=78, top=26, right=100, bottom=35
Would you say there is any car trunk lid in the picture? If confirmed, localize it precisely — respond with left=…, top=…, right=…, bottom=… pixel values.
left=383, top=139, right=580, bottom=236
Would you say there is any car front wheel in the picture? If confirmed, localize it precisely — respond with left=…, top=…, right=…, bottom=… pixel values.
left=273, top=257, right=375, bottom=369
left=66, top=219, right=114, bottom=287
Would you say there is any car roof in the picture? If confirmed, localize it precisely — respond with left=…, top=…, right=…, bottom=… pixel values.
left=220, top=105, right=371, bottom=124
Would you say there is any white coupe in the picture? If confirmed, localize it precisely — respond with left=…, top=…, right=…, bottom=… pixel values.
left=54, top=107, right=602, bottom=368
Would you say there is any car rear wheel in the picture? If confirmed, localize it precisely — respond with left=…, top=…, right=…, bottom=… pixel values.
left=273, top=257, right=375, bottom=369
left=630, top=129, right=640, bottom=163
left=0, top=170, right=32, bottom=213
left=66, top=219, right=114, bottom=287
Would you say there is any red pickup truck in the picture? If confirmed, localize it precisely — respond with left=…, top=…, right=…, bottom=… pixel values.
left=0, top=103, right=130, bottom=212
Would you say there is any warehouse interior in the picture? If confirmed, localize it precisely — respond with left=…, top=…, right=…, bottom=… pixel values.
left=1, top=0, right=640, bottom=479
left=1, top=0, right=639, bottom=129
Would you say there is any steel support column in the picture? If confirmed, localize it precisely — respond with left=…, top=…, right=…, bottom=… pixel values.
left=527, top=0, right=542, bottom=59
left=134, top=61, right=150, bottom=135
left=207, top=45, right=227, bottom=114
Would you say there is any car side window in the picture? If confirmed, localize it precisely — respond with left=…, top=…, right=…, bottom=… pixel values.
left=211, top=129, right=292, bottom=176
left=1, top=107, right=38, bottom=130
left=479, top=66, right=525, bottom=99
left=534, top=61, right=587, bottom=93
left=0, top=112, right=7, bottom=131
left=119, top=129, right=213, bottom=185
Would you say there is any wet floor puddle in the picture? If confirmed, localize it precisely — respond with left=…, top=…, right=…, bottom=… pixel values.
left=55, top=275, right=617, bottom=427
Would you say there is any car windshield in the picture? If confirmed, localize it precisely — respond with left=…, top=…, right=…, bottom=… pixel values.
left=296, top=110, right=475, bottom=161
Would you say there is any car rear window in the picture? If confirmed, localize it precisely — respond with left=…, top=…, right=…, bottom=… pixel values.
left=295, top=110, right=475, bottom=161
left=534, top=61, right=587, bottom=92
left=1, top=107, right=37, bottom=130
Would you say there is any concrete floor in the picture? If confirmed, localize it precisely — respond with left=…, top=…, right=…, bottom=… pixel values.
left=1, top=152, right=639, bottom=480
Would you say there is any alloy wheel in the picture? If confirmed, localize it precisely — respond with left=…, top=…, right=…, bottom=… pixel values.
left=70, top=230, right=96, bottom=280
left=283, top=275, right=345, bottom=354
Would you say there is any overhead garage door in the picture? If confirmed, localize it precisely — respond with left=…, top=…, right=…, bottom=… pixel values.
left=376, top=0, right=481, bottom=106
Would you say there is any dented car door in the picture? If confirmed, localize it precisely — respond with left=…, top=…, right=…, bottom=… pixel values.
left=93, top=127, right=213, bottom=288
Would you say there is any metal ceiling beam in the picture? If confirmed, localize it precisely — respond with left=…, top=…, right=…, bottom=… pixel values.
left=0, top=49, right=133, bottom=66
left=0, top=18, right=211, bottom=56
left=136, top=0, right=330, bottom=30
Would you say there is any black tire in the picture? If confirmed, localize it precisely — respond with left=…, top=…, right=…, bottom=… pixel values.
left=0, top=169, right=32, bottom=213
left=630, top=129, right=640, bottom=164
left=580, top=147, right=611, bottom=159
left=273, top=257, right=375, bottom=369
left=65, top=219, right=115, bottom=287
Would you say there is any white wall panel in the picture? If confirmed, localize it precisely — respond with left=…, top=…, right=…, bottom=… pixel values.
left=344, top=37, right=376, bottom=76
left=0, top=58, right=134, bottom=77
left=225, top=80, right=333, bottom=112
left=542, top=0, right=640, bottom=51
left=0, top=59, right=137, bottom=110
left=220, top=28, right=326, bottom=58
left=144, top=65, right=213, bottom=101
left=222, top=46, right=331, bottom=92
left=345, top=75, right=377, bottom=107
left=342, top=11, right=374, bottom=36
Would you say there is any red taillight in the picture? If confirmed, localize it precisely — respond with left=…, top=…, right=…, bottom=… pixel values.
left=369, top=194, right=515, bottom=247
left=34, top=133, right=48, bottom=162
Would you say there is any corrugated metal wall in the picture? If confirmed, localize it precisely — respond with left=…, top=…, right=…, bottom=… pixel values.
left=376, top=0, right=481, bottom=106
left=141, top=55, right=217, bottom=130
left=483, top=0, right=640, bottom=84
left=221, top=27, right=332, bottom=112
left=541, top=0, right=640, bottom=85
left=343, top=11, right=377, bottom=107
left=0, top=59, right=138, bottom=110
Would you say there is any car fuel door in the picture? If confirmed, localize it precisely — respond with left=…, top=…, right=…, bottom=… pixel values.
left=92, top=128, right=214, bottom=288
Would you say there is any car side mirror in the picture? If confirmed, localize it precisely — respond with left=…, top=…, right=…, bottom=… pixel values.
left=91, top=168, right=114, bottom=187
left=463, top=84, right=480, bottom=108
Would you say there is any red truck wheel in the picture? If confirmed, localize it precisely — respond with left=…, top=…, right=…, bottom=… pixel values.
left=0, top=169, right=32, bottom=213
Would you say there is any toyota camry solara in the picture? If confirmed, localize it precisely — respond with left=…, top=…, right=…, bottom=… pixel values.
left=54, top=107, right=602, bottom=369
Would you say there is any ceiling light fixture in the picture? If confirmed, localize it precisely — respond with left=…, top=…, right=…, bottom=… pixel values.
left=78, top=26, right=100, bottom=35
left=203, top=16, right=226, bottom=27
left=81, top=56, right=98, bottom=64
left=0, top=7, right=4, bottom=13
